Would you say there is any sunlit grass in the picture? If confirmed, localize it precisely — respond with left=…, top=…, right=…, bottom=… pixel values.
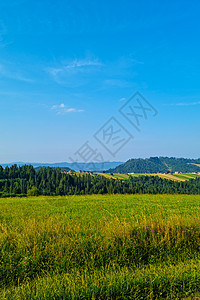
left=0, top=194, right=200, bottom=299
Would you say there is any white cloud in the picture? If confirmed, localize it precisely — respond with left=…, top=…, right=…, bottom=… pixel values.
left=165, top=101, right=200, bottom=107
left=120, top=97, right=126, bottom=101
left=51, top=103, right=84, bottom=114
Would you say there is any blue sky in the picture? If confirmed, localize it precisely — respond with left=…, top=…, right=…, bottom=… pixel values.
left=0, top=0, right=200, bottom=163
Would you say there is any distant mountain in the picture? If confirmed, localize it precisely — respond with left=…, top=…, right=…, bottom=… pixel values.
left=1, top=161, right=123, bottom=172
left=108, top=157, right=200, bottom=173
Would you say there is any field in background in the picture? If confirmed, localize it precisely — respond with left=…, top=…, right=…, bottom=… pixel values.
left=0, top=194, right=200, bottom=299
left=94, top=172, right=200, bottom=182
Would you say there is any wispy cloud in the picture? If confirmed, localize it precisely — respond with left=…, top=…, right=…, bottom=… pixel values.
left=65, top=59, right=102, bottom=69
left=0, top=64, right=33, bottom=82
left=47, top=56, right=139, bottom=89
left=47, top=58, right=102, bottom=77
left=0, top=22, right=13, bottom=48
left=46, top=57, right=103, bottom=87
left=104, top=79, right=130, bottom=87
left=130, top=58, right=144, bottom=65
left=51, top=103, right=84, bottom=114
left=119, top=97, right=126, bottom=101
left=165, top=101, right=200, bottom=107
left=0, top=23, right=7, bottom=46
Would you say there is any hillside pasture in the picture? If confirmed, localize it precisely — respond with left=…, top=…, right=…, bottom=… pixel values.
left=97, top=172, right=200, bottom=182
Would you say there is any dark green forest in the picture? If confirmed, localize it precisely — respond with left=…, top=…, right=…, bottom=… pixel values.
left=0, top=164, right=200, bottom=197
left=108, top=157, right=200, bottom=173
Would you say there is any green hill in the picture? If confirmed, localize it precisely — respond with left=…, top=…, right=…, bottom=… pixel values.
left=108, top=157, right=200, bottom=173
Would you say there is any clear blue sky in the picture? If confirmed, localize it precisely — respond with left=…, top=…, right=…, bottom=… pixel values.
left=0, top=0, right=200, bottom=163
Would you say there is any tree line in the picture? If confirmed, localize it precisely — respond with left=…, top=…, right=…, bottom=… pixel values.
left=0, top=164, right=200, bottom=197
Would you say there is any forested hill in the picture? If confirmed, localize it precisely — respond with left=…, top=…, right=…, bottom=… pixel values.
left=1, top=164, right=200, bottom=197
left=108, top=157, right=200, bottom=173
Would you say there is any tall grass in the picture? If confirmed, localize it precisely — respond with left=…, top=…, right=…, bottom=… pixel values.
left=2, top=260, right=200, bottom=299
left=0, top=194, right=200, bottom=299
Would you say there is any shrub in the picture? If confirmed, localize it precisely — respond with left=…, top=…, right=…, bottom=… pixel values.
left=27, top=186, right=40, bottom=196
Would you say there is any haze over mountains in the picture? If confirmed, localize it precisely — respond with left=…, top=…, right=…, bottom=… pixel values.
left=2, top=157, right=200, bottom=173
left=0, top=161, right=123, bottom=172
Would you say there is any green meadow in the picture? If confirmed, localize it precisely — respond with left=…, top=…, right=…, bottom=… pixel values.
left=1, top=194, right=200, bottom=299
left=110, top=172, right=200, bottom=182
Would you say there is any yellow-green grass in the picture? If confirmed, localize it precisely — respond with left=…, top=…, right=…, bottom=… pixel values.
left=172, top=174, right=200, bottom=181
left=172, top=174, right=192, bottom=180
left=1, top=194, right=200, bottom=299
left=179, top=174, right=196, bottom=179
left=129, top=173, right=186, bottom=181
left=158, top=174, right=185, bottom=181
left=105, top=172, right=189, bottom=182
left=183, top=173, right=200, bottom=179
left=3, top=260, right=200, bottom=299
left=95, top=172, right=116, bottom=179
left=95, top=172, right=200, bottom=183
left=128, top=173, right=144, bottom=176
left=74, top=172, right=95, bottom=176
left=113, top=173, right=130, bottom=180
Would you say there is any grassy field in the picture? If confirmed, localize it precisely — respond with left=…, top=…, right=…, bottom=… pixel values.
left=1, top=194, right=200, bottom=299
left=97, top=172, right=200, bottom=182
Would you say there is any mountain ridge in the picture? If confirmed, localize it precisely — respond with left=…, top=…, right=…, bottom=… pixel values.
left=108, top=157, right=200, bottom=173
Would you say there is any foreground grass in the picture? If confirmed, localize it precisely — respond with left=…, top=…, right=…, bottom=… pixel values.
left=2, top=260, right=200, bottom=299
left=0, top=194, right=200, bottom=299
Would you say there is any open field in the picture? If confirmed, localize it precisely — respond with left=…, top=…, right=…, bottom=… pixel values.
left=173, top=174, right=195, bottom=180
left=95, top=172, right=200, bottom=182
left=0, top=194, right=200, bottom=298
left=95, top=172, right=116, bottom=179
left=111, top=173, right=130, bottom=180
left=183, top=173, right=200, bottom=179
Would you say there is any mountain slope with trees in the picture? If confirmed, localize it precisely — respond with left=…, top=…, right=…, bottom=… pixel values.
left=108, top=157, right=200, bottom=173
